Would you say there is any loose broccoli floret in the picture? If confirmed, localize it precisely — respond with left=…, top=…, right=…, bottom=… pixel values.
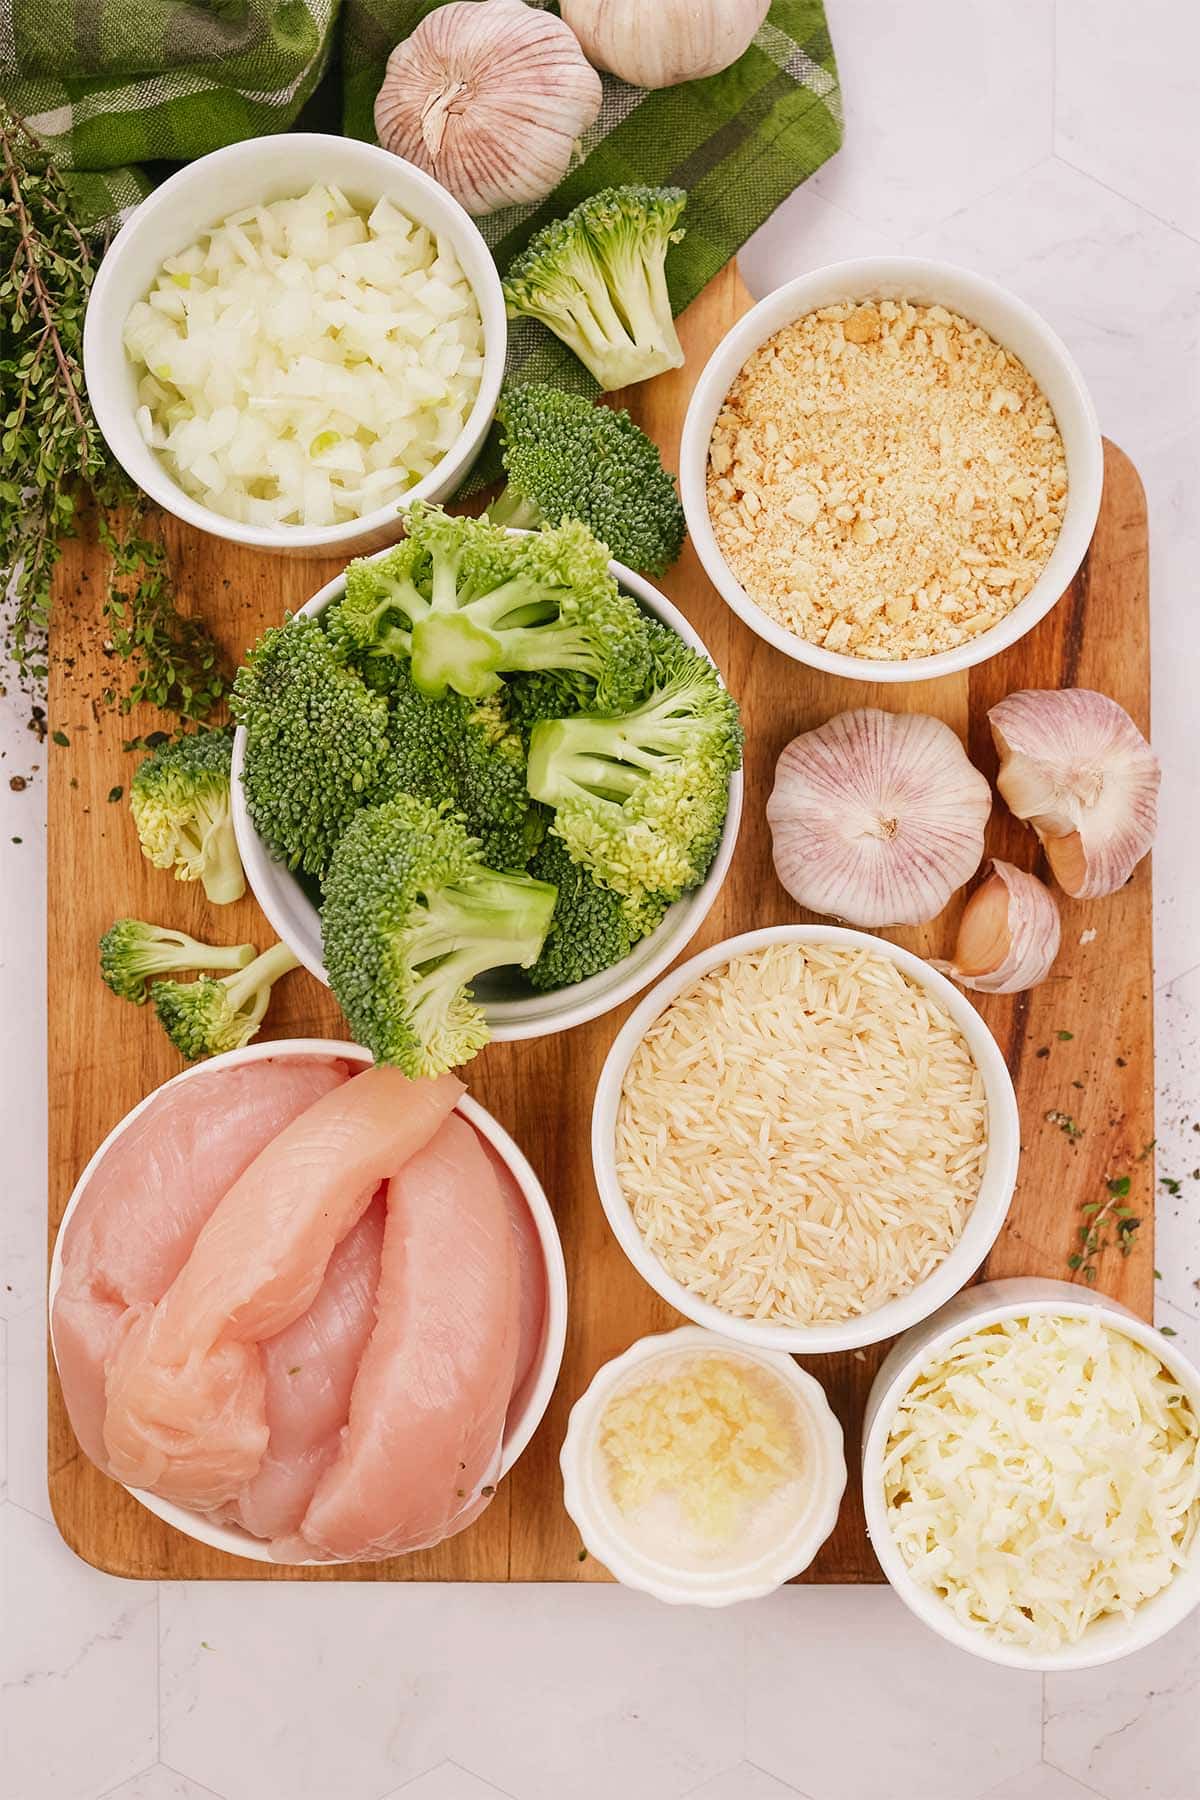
left=524, top=832, right=668, bottom=992
left=502, top=186, right=687, bottom=391
left=527, top=626, right=742, bottom=906
left=334, top=505, right=651, bottom=709
left=129, top=727, right=245, bottom=905
left=372, top=665, right=543, bottom=871
left=231, top=614, right=391, bottom=877
left=321, top=795, right=558, bottom=1077
left=489, top=385, right=686, bottom=577
left=99, top=918, right=257, bottom=1006
left=150, top=941, right=299, bottom=1061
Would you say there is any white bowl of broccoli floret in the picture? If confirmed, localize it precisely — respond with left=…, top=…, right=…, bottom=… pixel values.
left=231, top=512, right=743, bottom=1075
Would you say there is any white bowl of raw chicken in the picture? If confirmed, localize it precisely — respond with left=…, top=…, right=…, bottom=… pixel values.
left=49, top=1039, right=567, bottom=1566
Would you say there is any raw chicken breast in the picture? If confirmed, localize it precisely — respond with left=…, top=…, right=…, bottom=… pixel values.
left=481, top=1138, right=547, bottom=1404
left=53, top=1056, right=349, bottom=1472
left=287, top=1112, right=519, bottom=1563
left=221, top=1193, right=386, bottom=1541
left=102, top=1065, right=463, bottom=1509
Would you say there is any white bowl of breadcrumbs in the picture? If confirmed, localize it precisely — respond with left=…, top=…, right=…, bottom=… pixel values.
left=680, top=258, right=1103, bottom=681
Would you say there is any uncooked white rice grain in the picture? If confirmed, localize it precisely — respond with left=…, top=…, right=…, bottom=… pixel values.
left=615, top=943, right=987, bottom=1326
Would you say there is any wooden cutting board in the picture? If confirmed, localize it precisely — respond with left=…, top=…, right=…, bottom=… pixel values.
left=46, top=263, right=1155, bottom=1581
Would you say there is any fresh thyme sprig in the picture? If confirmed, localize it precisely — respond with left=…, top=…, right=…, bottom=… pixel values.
left=1069, top=1173, right=1141, bottom=1283
left=0, top=104, right=225, bottom=719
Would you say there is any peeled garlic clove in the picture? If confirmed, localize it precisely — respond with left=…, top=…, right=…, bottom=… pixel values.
left=989, top=688, right=1160, bottom=899
left=934, top=860, right=1061, bottom=993
left=766, top=709, right=992, bottom=927
left=374, top=1, right=603, bottom=217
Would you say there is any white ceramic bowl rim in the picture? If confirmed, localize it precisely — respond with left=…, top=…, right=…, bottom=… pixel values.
left=679, top=255, right=1104, bottom=684
left=591, top=924, right=1020, bottom=1354
left=559, top=1324, right=847, bottom=1606
left=82, top=133, right=507, bottom=552
left=860, top=1278, right=1200, bottom=1670
left=48, top=1037, right=568, bottom=1567
left=231, top=549, right=744, bottom=1041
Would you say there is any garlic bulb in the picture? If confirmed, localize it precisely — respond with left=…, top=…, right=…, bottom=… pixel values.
left=989, top=689, right=1160, bottom=899
left=767, top=709, right=992, bottom=927
left=934, top=861, right=1061, bottom=994
left=562, top=0, right=770, bottom=90
left=374, top=1, right=602, bottom=217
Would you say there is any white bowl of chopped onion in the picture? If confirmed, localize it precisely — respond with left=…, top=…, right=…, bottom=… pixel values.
left=231, top=557, right=743, bottom=1042
left=862, top=1279, right=1200, bottom=1669
left=83, top=134, right=506, bottom=553
left=592, top=925, right=1019, bottom=1355
left=679, top=257, right=1103, bottom=682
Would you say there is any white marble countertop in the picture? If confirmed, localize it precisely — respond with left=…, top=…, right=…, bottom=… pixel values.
left=2, top=4, right=1198, bottom=1797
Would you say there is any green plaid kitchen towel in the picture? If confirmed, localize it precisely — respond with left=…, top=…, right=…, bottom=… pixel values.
left=2, top=0, right=840, bottom=469
left=1, top=2, right=841, bottom=260
left=0, top=3, right=340, bottom=225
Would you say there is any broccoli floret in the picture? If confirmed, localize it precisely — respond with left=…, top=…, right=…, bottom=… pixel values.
left=524, top=833, right=668, bottom=992
left=334, top=505, right=651, bottom=709
left=99, top=918, right=257, bottom=1006
left=506, top=669, right=601, bottom=743
left=373, top=666, right=543, bottom=871
left=321, top=795, right=558, bottom=1077
left=129, top=727, right=245, bottom=905
left=231, top=615, right=391, bottom=877
left=489, top=385, right=686, bottom=577
left=527, top=626, right=742, bottom=906
left=150, top=941, right=299, bottom=1061
left=502, top=186, right=686, bottom=391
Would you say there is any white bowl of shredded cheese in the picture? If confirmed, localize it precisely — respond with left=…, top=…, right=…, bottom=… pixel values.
left=83, top=134, right=506, bottom=554
left=862, top=1279, right=1200, bottom=1669
left=592, top=926, right=1018, bottom=1354
left=560, top=1325, right=846, bottom=1605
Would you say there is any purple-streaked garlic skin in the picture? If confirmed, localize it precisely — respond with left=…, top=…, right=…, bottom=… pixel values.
left=989, top=688, right=1160, bottom=900
left=933, top=860, right=1061, bottom=994
left=374, top=1, right=603, bottom=217
left=766, top=708, right=992, bottom=927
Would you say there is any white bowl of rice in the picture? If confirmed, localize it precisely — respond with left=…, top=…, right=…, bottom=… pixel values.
left=83, top=133, right=506, bottom=555
left=862, top=1279, right=1200, bottom=1669
left=591, top=925, right=1019, bottom=1355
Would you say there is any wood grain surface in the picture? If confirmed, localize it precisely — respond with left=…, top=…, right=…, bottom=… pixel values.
left=47, top=263, right=1154, bottom=1582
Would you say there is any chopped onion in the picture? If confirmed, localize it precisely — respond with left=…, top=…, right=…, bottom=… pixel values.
left=123, top=184, right=484, bottom=528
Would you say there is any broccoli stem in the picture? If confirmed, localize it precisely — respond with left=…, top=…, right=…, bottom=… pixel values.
left=408, top=873, right=558, bottom=976
left=486, top=487, right=544, bottom=532
left=147, top=931, right=257, bottom=976
left=197, top=811, right=246, bottom=905
left=527, top=683, right=714, bottom=806
left=224, top=940, right=300, bottom=1024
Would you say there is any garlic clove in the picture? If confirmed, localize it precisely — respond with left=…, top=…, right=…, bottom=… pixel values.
left=374, top=0, right=603, bottom=218
left=933, top=860, right=1061, bottom=994
left=562, top=0, right=771, bottom=90
left=989, top=688, right=1160, bottom=899
left=766, top=709, right=992, bottom=927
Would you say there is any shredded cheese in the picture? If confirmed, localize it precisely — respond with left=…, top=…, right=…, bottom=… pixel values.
left=599, top=1353, right=804, bottom=1544
left=883, top=1314, right=1200, bottom=1651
